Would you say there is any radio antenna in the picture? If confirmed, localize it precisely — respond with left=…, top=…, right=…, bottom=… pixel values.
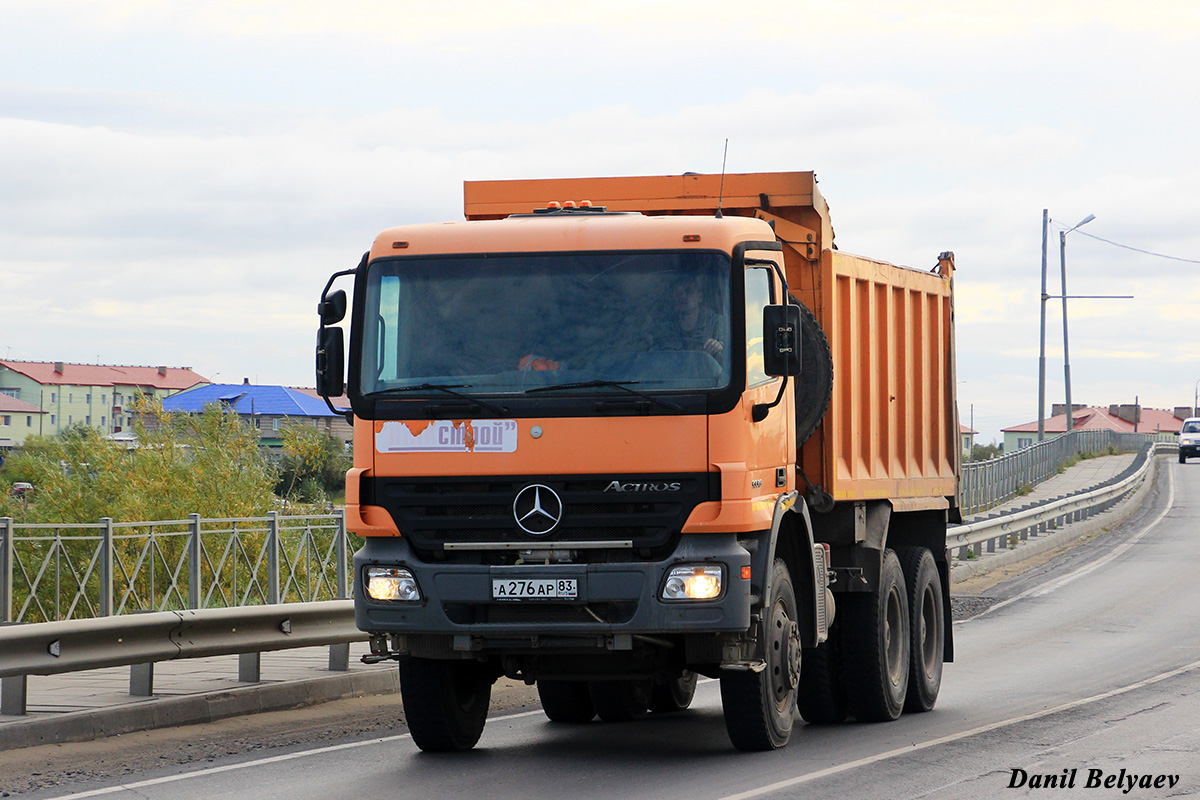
left=715, top=138, right=728, bottom=219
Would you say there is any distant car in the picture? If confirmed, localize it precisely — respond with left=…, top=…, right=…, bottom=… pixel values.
left=10, top=481, right=33, bottom=496
left=1179, top=418, right=1200, bottom=463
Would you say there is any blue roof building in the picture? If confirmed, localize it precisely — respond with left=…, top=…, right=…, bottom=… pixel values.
left=162, top=383, right=350, bottom=449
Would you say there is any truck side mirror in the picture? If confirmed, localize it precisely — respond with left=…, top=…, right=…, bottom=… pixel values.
left=316, top=327, right=345, bottom=398
left=319, top=289, right=347, bottom=326
left=762, top=304, right=802, bottom=377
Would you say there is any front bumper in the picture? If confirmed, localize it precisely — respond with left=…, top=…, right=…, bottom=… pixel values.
left=353, top=534, right=752, bottom=638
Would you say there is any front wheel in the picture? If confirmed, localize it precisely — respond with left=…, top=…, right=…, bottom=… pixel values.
left=399, top=659, right=493, bottom=752
left=720, top=559, right=800, bottom=750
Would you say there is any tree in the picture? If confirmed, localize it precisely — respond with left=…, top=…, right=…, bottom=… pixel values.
left=0, top=396, right=278, bottom=523
left=968, top=442, right=1003, bottom=462
left=275, top=422, right=350, bottom=506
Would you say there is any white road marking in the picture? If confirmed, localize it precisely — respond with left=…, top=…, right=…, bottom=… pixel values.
left=966, top=462, right=1174, bottom=619
left=42, top=709, right=546, bottom=799
left=720, top=656, right=1200, bottom=800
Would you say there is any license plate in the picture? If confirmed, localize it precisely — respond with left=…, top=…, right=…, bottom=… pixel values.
left=492, top=578, right=578, bottom=601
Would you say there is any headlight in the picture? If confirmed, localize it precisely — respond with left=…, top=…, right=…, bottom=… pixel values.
left=661, top=565, right=723, bottom=601
left=365, top=566, right=421, bottom=602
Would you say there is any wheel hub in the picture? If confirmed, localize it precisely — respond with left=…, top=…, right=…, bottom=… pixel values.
left=769, top=602, right=802, bottom=697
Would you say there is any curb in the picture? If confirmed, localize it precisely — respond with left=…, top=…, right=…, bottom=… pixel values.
left=0, top=667, right=399, bottom=752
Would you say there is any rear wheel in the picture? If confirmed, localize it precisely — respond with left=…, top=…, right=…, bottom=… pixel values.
left=796, top=619, right=847, bottom=724
left=720, top=560, right=800, bottom=750
left=840, top=549, right=910, bottom=722
left=898, top=547, right=944, bottom=713
left=399, top=659, right=493, bottom=752
left=589, top=679, right=653, bottom=722
left=537, top=680, right=596, bottom=723
left=650, top=671, right=698, bottom=713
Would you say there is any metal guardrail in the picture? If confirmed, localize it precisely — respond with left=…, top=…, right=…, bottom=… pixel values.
left=950, top=441, right=1166, bottom=559
left=0, top=600, right=360, bottom=681
left=959, top=429, right=1168, bottom=516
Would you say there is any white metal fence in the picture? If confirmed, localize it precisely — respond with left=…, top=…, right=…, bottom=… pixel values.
left=0, top=512, right=351, bottom=625
left=958, top=429, right=1167, bottom=516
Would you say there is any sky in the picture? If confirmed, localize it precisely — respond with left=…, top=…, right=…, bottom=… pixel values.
left=3, top=0, right=1199, bottom=444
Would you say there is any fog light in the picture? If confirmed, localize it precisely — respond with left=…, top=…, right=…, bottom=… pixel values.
left=661, top=565, right=723, bottom=601
left=365, top=566, right=421, bottom=602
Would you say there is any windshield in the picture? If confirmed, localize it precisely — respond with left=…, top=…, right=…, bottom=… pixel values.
left=358, top=251, right=732, bottom=396
left=1183, top=421, right=1200, bottom=433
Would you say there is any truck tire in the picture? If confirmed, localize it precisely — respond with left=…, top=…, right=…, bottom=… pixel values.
left=398, top=659, right=492, bottom=752
left=650, top=671, right=698, bottom=713
left=791, top=299, right=833, bottom=447
left=589, top=679, right=654, bottom=722
left=719, top=559, right=800, bottom=750
left=898, top=547, right=944, bottom=713
left=796, top=620, right=847, bottom=724
left=537, top=680, right=596, bottom=723
left=840, top=549, right=910, bottom=722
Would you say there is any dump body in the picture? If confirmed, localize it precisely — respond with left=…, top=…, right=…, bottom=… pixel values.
left=464, top=172, right=960, bottom=512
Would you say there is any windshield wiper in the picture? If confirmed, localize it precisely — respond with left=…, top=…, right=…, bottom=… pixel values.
left=369, top=383, right=508, bottom=416
left=525, top=380, right=682, bottom=412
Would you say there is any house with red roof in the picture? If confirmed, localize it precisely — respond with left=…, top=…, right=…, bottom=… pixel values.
left=0, top=360, right=209, bottom=442
left=0, top=393, right=49, bottom=448
left=1002, top=403, right=1189, bottom=452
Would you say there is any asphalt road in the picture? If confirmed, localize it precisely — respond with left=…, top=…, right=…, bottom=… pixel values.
left=8, top=458, right=1200, bottom=799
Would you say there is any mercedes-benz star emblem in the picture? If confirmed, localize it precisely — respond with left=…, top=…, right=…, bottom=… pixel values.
left=513, top=484, right=563, bottom=535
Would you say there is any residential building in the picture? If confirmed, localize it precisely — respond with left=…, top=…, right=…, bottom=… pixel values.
left=0, top=393, right=48, bottom=448
left=0, top=360, right=208, bottom=440
left=959, top=424, right=977, bottom=458
left=1002, top=403, right=1187, bottom=452
left=161, top=382, right=352, bottom=450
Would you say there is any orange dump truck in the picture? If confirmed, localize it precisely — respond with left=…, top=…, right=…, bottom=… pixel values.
left=315, top=171, right=959, bottom=752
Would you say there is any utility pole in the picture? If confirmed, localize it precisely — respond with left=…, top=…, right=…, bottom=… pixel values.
left=1038, top=209, right=1048, bottom=441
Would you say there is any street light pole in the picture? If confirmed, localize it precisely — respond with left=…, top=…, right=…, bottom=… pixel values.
left=1059, top=213, right=1095, bottom=433
left=1038, top=209, right=1049, bottom=441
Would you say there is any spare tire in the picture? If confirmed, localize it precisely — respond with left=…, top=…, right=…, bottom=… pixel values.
left=791, top=298, right=833, bottom=447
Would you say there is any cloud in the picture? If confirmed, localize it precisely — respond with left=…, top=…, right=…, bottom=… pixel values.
left=1, top=1, right=1198, bottom=445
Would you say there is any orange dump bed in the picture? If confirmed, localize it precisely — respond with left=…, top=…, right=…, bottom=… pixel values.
left=464, top=172, right=959, bottom=507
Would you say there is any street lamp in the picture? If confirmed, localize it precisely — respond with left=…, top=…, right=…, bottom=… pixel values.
left=1193, top=379, right=1199, bottom=418
left=1059, top=214, right=1094, bottom=432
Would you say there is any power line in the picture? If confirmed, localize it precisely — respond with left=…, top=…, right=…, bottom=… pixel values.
left=1049, top=220, right=1200, bottom=264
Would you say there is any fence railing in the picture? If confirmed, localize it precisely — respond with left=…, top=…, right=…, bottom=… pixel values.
left=958, top=429, right=1169, bottom=517
left=0, top=511, right=353, bottom=625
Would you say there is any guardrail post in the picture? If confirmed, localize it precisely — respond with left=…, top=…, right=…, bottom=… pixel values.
left=100, top=517, right=113, bottom=617
left=1, top=674, right=27, bottom=716
left=188, top=513, right=202, bottom=610
left=239, top=652, right=261, bottom=683
left=1, top=517, right=12, bottom=623
left=130, top=662, right=154, bottom=696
